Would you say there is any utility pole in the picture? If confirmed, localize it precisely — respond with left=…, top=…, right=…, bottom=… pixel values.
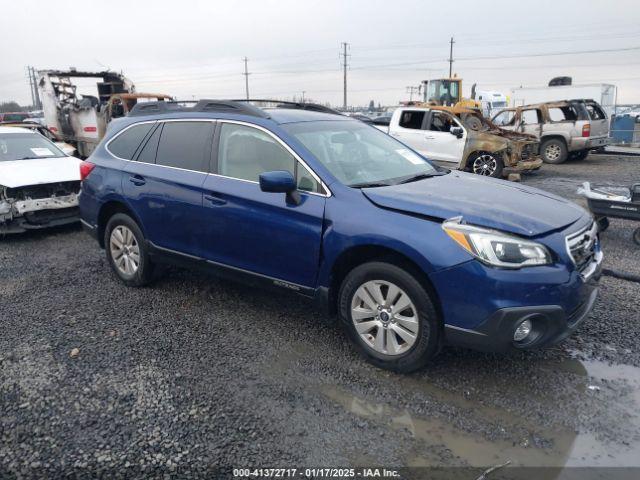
left=340, top=42, right=349, bottom=110
left=301, top=91, right=306, bottom=103
left=406, top=86, right=421, bottom=102
left=26, top=66, right=42, bottom=110
left=242, top=57, right=250, bottom=100
left=448, top=37, right=455, bottom=78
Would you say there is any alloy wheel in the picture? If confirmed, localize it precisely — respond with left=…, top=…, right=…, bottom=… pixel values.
left=350, top=280, right=419, bottom=356
left=110, top=225, right=141, bottom=276
left=472, top=154, right=498, bottom=176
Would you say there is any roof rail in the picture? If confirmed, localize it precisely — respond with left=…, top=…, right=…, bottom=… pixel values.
left=128, top=99, right=270, bottom=118
left=233, top=99, right=343, bottom=115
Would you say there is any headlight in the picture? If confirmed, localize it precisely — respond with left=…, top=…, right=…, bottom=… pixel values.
left=442, top=218, right=552, bottom=268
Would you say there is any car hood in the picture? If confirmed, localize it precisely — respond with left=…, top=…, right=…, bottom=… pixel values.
left=0, top=156, right=81, bottom=188
left=362, top=171, right=586, bottom=237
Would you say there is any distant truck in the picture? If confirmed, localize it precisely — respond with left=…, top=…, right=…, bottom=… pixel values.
left=37, top=69, right=171, bottom=158
left=473, top=90, right=508, bottom=118
left=510, top=83, right=617, bottom=117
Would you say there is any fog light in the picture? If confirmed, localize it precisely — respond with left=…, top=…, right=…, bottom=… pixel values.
left=514, top=319, right=532, bottom=342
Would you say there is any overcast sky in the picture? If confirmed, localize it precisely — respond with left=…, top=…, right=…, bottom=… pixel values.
left=2, top=0, right=640, bottom=107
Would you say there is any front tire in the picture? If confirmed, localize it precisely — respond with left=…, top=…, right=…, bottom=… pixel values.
left=541, top=138, right=568, bottom=164
left=338, top=262, right=441, bottom=372
left=469, top=152, right=504, bottom=178
left=104, top=213, right=154, bottom=287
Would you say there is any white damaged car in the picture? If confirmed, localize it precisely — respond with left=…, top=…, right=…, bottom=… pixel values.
left=0, top=126, right=82, bottom=234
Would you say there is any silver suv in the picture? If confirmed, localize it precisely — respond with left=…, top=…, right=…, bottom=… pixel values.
left=491, top=99, right=610, bottom=164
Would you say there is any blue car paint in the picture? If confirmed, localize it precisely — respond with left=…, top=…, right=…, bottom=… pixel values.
left=80, top=108, right=600, bottom=349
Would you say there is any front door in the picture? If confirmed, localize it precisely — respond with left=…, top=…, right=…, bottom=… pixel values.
left=519, top=109, right=543, bottom=137
left=200, top=122, right=326, bottom=288
left=422, top=111, right=466, bottom=163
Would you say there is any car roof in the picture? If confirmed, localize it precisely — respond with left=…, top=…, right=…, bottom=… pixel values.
left=0, top=126, right=34, bottom=134
left=263, top=108, right=352, bottom=124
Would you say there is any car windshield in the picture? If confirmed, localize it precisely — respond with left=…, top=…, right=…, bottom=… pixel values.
left=283, top=120, right=439, bottom=187
left=0, top=132, right=66, bottom=162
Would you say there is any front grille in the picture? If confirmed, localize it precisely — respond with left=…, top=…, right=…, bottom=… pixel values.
left=520, top=143, right=539, bottom=160
left=566, top=221, right=598, bottom=273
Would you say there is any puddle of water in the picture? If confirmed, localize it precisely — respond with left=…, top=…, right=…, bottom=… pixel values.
left=323, top=371, right=640, bottom=469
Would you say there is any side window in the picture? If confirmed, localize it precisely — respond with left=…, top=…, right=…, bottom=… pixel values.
left=428, top=112, right=454, bottom=132
left=492, top=110, right=515, bottom=126
left=398, top=110, right=426, bottom=130
left=218, top=123, right=295, bottom=183
left=548, top=107, right=577, bottom=122
left=108, top=123, right=155, bottom=159
left=156, top=122, right=212, bottom=172
left=136, top=124, right=162, bottom=164
left=296, top=163, right=320, bottom=193
left=521, top=109, right=540, bottom=125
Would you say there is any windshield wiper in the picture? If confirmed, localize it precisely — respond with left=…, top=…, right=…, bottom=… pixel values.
left=397, top=171, right=447, bottom=184
left=350, top=181, right=392, bottom=188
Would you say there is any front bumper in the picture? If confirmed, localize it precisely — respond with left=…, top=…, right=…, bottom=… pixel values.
left=0, top=193, right=79, bottom=234
left=444, top=285, right=599, bottom=353
left=506, top=157, right=543, bottom=173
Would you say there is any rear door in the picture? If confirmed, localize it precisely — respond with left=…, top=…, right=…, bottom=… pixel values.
left=199, top=121, right=326, bottom=288
left=422, top=111, right=465, bottom=163
left=121, top=120, right=214, bottom=256
left=388, top=109, right=429, bottom=155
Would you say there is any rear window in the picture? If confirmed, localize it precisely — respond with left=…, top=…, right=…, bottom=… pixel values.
left=109, top=123, right=155, bottom=159
left=155, top=122, right=212, bottom=172
left=399, top=110, right=426, bottom=130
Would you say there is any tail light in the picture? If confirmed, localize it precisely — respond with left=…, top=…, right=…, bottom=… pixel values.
left=80, top=161, right=95, bottom=181
left=582, top=123, right=591, bottom=137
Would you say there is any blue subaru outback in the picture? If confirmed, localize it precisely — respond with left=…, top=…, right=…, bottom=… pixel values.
left=79, top=100, right=602, bottom=372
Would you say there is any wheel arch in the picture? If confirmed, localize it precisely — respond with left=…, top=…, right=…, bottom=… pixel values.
left=540, top=134, right=568, bottom=147
left=326, top=244, right=443, bottom=321
left=96, top=200, right=145, bottom=248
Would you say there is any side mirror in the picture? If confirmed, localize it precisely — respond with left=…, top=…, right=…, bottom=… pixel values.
left=449, top=126, right=464, bottom=139
left=259, top=170, right=301, bottom=205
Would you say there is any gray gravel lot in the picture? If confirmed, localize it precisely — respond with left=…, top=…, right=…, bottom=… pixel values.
left=1, top=154, right=639, bottom=478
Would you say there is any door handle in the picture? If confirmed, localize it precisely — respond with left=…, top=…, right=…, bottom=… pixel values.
left=129, top=175, right=146, bottom=186
left=424, top=135, right=435, bottom=140
left=204, top=193, right=227, bottom=206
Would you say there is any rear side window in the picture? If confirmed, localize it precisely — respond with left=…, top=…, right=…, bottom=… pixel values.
left=399, top=110, right=425, bottom=129
left=548, top=106, right=578, bottom=122
left=155, top=122, right=212, bottom=172
left=108, top=123, right=155, bottom=159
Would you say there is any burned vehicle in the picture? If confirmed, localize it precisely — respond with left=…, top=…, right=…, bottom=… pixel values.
left=0, top=126, right=81, bottom=234
left=491, top=99, right=611, bottom=164
left=37, top=69, right=172, bottom=158
left=381, top=105, right=542, bottom=178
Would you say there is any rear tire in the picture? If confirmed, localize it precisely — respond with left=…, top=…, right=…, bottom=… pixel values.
left=338, top=261, right=441, bottom=373
left=541, top=138, right=568, bottom=164
left=104, top=213, right=154, bottom=287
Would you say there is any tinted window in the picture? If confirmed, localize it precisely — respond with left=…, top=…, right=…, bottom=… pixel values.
left=109, top=123, right=154, bottom=159
left=521, top=109, right=540, bottom=125
left=218, top=123, right=295, bottom=182
left=136, top=124, right=162, bottom=164
left=399, top=110, right=425, bottom=129
left=156, top=122, right=212, bottom=172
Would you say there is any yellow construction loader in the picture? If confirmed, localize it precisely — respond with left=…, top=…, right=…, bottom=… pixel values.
left=421, top=76, right=480, bottom=110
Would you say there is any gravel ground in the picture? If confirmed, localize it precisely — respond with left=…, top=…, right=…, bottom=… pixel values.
left=1, top=154, right=639, bottom=478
